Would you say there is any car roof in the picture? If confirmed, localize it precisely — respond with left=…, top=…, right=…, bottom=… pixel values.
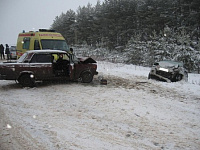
left=158, top=60, right=183, bottom=67
left=27, top=49, right=68, bottom=54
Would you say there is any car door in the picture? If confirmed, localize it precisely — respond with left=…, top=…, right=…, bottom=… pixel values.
left=29, top=53, right=53, bottom=79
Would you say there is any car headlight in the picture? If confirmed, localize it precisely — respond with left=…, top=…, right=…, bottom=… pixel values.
left=30, top=74, right=34, bottom=78
left=159, top=68, right=169, bottom=72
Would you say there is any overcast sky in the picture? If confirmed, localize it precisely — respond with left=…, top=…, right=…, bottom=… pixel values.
left=0, top=0, right=101, bottom=46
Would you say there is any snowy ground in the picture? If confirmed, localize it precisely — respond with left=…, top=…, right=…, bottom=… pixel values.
left=0, top=60, right=200, bottom=150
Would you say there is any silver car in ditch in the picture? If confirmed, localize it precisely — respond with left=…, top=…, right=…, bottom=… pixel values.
left=148, top=60, right=188, bottom=82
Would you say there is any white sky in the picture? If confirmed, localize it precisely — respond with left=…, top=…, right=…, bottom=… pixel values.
left=0, top=0, right=101, bottom=46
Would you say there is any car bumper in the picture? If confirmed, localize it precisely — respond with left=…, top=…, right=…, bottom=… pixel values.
left=149, top=72, right=171, bottom=83
left=94, top=71, right=98, bottom=75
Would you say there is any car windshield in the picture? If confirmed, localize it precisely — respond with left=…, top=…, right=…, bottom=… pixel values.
left=17, top=52, right=28, bottom=63
left=41, top=40, right=69, bottom=51
left=158, top=61, right=183, bottom=67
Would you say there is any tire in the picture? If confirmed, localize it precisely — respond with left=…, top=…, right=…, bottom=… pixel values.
left=18, top=74, right=35, bottom=87
left=173, top=74, right=182, bottom=82
left=80, top=71, right=93, bottom=83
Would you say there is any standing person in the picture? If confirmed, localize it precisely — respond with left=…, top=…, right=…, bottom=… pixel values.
left=0, top=44, right=5, bottom=59
left=69, top=48, right=74, bottom=61
left=69, top=48, right=73, bottom=54
left=5, top=44, right=10, bottom=60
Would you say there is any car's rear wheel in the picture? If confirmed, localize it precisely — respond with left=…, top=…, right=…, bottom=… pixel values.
left=80, top=71, right=93, bottom=83
left=18, top=74, right=35, bottom=87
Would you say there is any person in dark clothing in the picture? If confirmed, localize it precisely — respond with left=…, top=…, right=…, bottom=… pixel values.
left=56, top=54, right=64, bottom=64
left=0, top=44, right=5, bottom=59
left=55, top=54, right=70, bottom=76
left=5, top=44, right=10, bottom=60
left=69, top=48, right=73, bottom=54
left=69, top=48, right=75, bottom=62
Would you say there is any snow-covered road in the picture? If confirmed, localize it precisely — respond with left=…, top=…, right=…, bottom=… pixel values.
left=0, top=61, right=200, bottom=150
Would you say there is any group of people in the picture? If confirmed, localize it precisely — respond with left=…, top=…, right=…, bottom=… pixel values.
left=0, top=44, right=10, bottom=60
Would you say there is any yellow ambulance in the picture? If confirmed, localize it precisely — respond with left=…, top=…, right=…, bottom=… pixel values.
left=16, top=29, right=69, bottom=58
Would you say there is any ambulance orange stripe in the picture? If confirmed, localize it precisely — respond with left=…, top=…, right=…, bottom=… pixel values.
left=19, top=33, right=35, bottom=36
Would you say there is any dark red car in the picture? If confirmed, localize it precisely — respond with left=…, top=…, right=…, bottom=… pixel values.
left=0, top=50, right=98, bottom=87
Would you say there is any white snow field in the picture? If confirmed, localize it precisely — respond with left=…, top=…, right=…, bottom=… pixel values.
left=0, top=61, right=200, bottom=150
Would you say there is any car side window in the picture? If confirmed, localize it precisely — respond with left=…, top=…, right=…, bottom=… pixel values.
left=30, top=54, right=52, bottom=63
left=52, top=53, right=69, bottom=62
left=63, top=54, right=69, bottom=61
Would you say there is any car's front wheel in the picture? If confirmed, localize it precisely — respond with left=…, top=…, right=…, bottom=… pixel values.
left=18, top=74, right=35, bottom=87
left=172, top=74, right=183, bottom=82
left=80, top=71, right=93, bottom=83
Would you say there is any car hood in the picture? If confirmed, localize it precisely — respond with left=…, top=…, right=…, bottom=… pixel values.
left=78, top=57, right=97, bottom=64
left=0, top=61, right=18, bottom=65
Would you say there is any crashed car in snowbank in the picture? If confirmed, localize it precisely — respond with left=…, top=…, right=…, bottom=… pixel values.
left=0, top=50, right=98, bottom=87
left=148, top=60, right=188, bottom=82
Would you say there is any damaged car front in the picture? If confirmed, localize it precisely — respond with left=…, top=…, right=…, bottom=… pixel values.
left=0, top=50, right=98, bottom=87
left=148, top=60, right=188, bottom=82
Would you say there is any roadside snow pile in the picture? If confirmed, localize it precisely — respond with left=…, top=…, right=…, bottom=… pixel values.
left=0, top=61, right=200, bottom=150
left=189, top=73, right=200, bottom=85
left=97, top=61, right=150, bottom=78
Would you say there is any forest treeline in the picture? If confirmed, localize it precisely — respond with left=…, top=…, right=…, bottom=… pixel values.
left=51, top=0, right=200, bottom=72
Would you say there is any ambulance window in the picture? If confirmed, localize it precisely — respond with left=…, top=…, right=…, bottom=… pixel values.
left=34, top=40, right=40, bottom=50
left=23, top=37, right=30, bottom=49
